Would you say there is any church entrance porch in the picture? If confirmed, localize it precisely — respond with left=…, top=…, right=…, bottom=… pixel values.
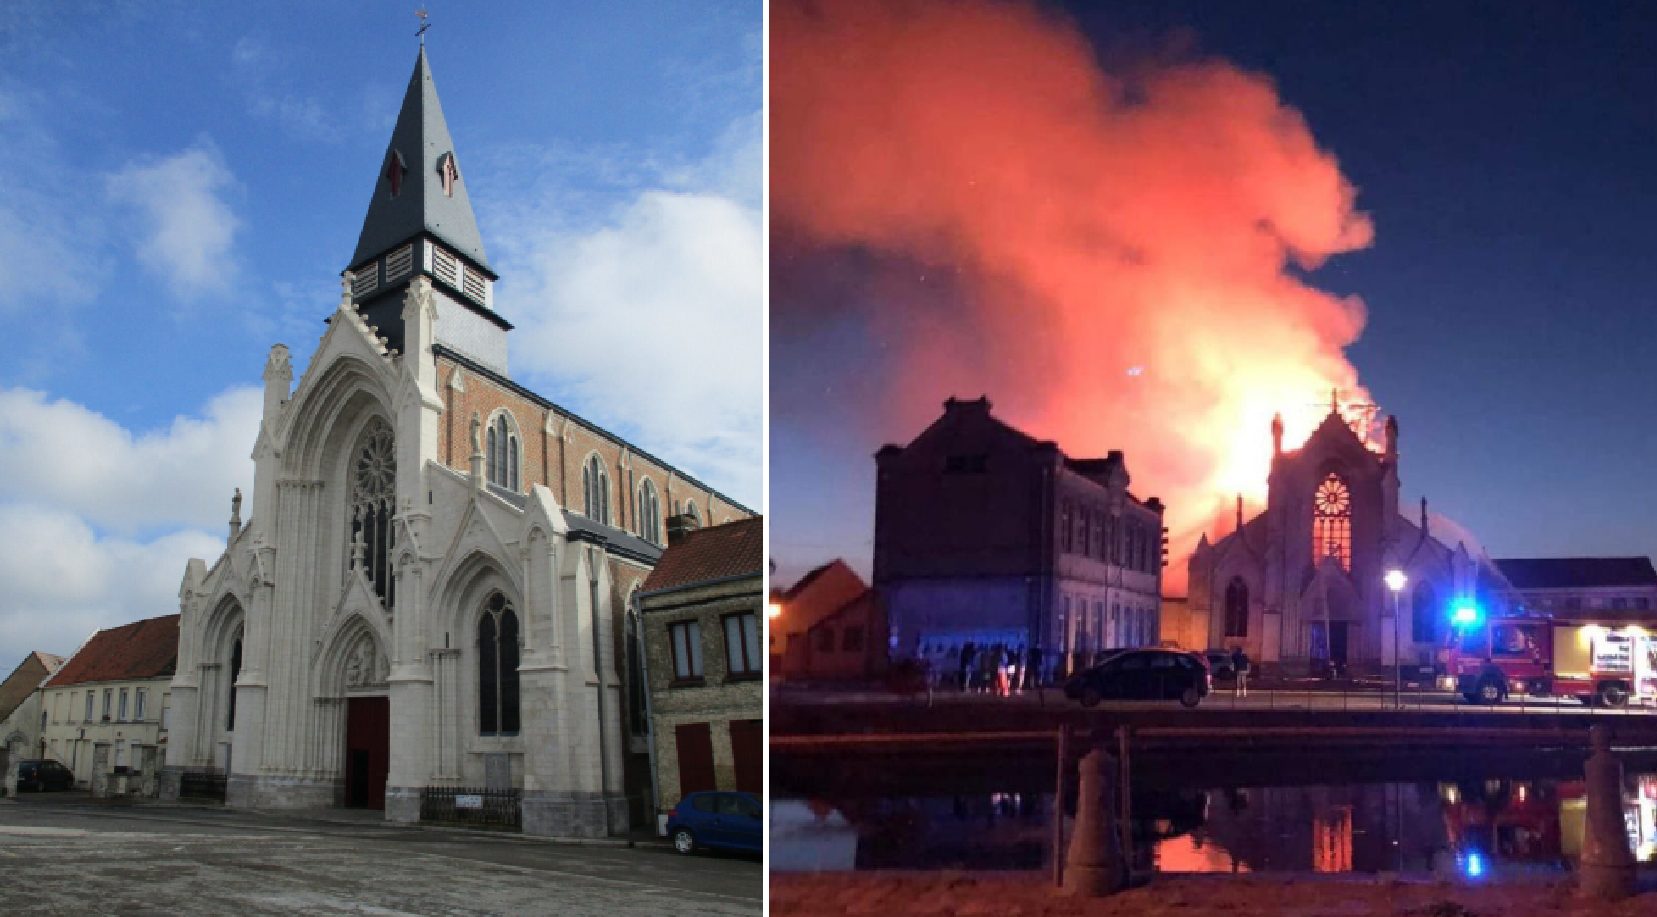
left=344, top=697, right=389, bottom=810
left=1310, top=621, right=1352, bottom=677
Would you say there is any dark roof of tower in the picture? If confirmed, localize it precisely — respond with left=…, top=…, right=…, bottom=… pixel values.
left=350, top=46, right=491, bottom=273
left=1492, top=557, right=1657, bottom=590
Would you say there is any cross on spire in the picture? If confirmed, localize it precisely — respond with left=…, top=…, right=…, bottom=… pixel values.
left=416, top=8, right=431, bottom=45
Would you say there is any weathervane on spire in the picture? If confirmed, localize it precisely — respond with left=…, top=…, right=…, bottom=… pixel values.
left=416, top=8, right=431, bottom=45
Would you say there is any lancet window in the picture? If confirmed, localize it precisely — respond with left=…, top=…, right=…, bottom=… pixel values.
left=350, top=419, right=397, bottom=608
left=582, top=454, right=610, bottom=525
left=486, top=411, right=520, bottom=492
left=477, top=592, right=521, bottom=736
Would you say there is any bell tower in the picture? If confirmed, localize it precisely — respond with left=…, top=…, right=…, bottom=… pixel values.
left=344, top=46, right=511, bottom=373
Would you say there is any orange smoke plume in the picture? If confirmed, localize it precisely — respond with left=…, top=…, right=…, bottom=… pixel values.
left=773, top=0, right=1376, bottom=592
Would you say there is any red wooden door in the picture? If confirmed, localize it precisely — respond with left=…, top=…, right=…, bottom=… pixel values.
left=674, top=722, right=715, bottom=796
left=345, top=696, right=389, bottom=810
left=728, top=719, right=762, bottom=793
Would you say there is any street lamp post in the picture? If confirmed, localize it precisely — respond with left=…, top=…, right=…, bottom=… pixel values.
left=1385, top=569, right=1408, bottom=708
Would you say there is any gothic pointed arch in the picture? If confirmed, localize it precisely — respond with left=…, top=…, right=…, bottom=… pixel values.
left=313, top=611, right=392, bottom=699
left=1411, top=581, right=1440, bottom=644
left=476, top=590, right=520, bottom=736
left=485, top=408, right=521, bottom=492
left=1312, top=471, right=1353, bottom=571
left=636, top=477, right=662, bottom=545
left=1223, top=576, right=1249, bottom=639
left=349, top=417, right=397, bottom=608
left=581, top=452, right=611, bottom=525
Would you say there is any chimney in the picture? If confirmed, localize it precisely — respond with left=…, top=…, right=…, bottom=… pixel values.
left=666, top=512, right=699, bottom=547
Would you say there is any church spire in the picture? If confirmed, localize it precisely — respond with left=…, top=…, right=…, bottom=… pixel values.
left=349, top=46, right=491, bottom=274
left=340, top=46, right=511, bottom=375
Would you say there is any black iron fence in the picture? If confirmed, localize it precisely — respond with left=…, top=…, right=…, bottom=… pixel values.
left=179, top=772, right=227, bottom=802
left=419, top=786, right=522, bottom=831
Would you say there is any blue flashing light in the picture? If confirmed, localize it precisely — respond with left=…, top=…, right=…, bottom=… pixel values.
left=1451, top=604, right=1482, bottom=627
left=1464, top=851, right=1485, bottom=878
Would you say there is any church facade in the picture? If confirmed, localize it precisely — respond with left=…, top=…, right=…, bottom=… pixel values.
left=1187, top=405, right=1511, bottom=674
left=159, top=48, right=751, bottom=837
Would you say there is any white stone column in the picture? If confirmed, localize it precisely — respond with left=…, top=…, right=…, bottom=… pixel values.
left=385, top=552, right=434, bottom=823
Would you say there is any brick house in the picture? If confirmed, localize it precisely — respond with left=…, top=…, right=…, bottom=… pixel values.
left=772, top=559, right=887, bottom=682
left=874, top=396, right=1166, bottom=680
left=638, top=516, right=763, bottom=827
left=40, top=615, right=178, bottom=790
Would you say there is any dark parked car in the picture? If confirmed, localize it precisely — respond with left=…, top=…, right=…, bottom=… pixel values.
left=1064, top=648, right=1210, bottom=708
left=666, top=790, right=762, bottom=855
left=17, top=759, right=74, bottom=792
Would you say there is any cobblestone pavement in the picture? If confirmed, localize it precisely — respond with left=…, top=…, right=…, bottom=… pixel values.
left=0, top=796, right=760, bottom=916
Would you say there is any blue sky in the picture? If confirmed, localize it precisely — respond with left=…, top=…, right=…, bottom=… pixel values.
left=0, top=1, right=760, bottom=666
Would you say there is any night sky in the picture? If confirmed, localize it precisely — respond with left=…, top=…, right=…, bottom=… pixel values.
left=770, top=1, right=1657, bottom=588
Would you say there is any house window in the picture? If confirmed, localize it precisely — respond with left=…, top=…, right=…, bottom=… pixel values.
left=477, top=592, right=521, bottom=736
left=1224, top=577, right=1249, bottom=638
left=1312, top=473, right=1352, bottom=571
left=118, top=689, right=128, bottom=722
left=814, top=627, right=835, bottom=653
left=1612, top=597, right=1629, bottom=611
left=1637, top=597, right=1652, bottom=611
left=843, top=626, right=864, bottom=653
left=486, top=412, right=520, bottom=492
left=102, top=689, right=112, bottom=720
left=1079, top=507, right=1091, bottom=556
left=582, top=455, right=611, bottom=525
left=1061, top=502, right=1073, bottom=552
left=349, top=419, right=397, bottom=608
left=135, top=689, right=146, bottom=722
left=637, top=479, right=662, bottom=545
left=669, top=620, right=704, bottom=681
left=1092, top=515, right=1104, bottom=560
left=85, top=692, right=93, bottom=722
left=723, top=612, right=761, bottom=677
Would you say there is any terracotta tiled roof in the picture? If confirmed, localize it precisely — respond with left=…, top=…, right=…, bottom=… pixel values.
left=46, top=615, right=179, bottom=688
left=0, top=651, right=63, bottom=722
left=641, top=516, right=764, bottom=595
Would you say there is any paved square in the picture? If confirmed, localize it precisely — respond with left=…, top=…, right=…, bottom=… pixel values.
left=0, top=798, right=760, bottom=916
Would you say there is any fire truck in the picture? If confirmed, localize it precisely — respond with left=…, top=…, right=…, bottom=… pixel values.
left=1447, top=612, right=1657, bottom=706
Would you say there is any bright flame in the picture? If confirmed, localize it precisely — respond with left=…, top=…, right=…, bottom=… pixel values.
left=772, top=0, right=1377, bottom=591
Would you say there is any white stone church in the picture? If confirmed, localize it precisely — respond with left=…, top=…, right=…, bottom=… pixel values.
left=1186, top=403, right=1511, bottom=674
left=160, top=48, right=752, bottom=837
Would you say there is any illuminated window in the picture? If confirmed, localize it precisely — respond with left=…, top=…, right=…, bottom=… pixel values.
left=1224, top=577, right=1249, bottom=638
left=1312, top=473, right=1352, bottom=570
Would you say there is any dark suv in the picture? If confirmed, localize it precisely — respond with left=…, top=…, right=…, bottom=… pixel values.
left=17, top=759, right=75, bottom=792
left=1064, top=648, right=1210, bottom=708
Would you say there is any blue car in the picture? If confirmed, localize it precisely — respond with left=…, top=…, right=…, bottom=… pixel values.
left=666, top=790, right=762, bottom=855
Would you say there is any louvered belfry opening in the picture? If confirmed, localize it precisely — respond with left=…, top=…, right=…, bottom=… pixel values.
left=351, top=419, right=397, bottom=609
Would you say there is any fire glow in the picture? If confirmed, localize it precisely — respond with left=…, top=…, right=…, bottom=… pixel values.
left=774, top=0, right=1378, bottom=589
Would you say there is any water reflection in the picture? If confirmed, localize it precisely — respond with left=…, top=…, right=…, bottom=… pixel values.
left=771, top=773, right=1657, bottom=877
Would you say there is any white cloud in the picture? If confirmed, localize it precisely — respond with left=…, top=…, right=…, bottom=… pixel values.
left=498, top=121, right=763, bottom=508
left=0, top=505, right=222, bottom=669
left=0, top=385, right=258, bottom=666
left=106, top=143, right=243, bottom=299
left=0, top=386, right=261, bottom=534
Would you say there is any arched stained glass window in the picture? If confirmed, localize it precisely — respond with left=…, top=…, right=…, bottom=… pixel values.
left=486, top=412, right=520, bottom=492
left=1312, top=473, right=1352, bottom=571
left=637, top=479, right=662, bottom=545
left=477, top=592, right=520, bottom=736
left=1411, top=582, right=1439, bottom=645
left=350, top=419, right=396, bottom=608
left=227, top=633, right=243, bottom=731
left=582, top=455, right=610, bottom=525
left=1224, top=577, right=1249, bottom=638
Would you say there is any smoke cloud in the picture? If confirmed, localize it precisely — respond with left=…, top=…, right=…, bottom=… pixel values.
left=773, top=0, right=1376, bottom=590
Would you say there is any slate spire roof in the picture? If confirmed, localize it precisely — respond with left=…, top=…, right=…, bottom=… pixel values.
left=349, top=46, right=492, bottom=274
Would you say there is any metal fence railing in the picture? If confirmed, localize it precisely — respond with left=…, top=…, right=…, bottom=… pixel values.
left=419, top=786, right=522, bottom=831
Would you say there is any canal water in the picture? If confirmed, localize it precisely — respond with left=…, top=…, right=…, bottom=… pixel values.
left=771, top=749, right=1657, bottom=879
